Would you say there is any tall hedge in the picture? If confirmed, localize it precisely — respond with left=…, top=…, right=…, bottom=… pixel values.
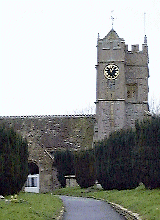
left=135, top=116, right=160, bottom=189
left=54, top=149, right=96, bottom=188
left=54, top=149, right=75, bottom=187
left=0, top=125, right=28, bottom=196
left=75, top=149, right=96, bottom=188
left=95, top=128, right=139, bottom=190
left=54, top=116, right=160, bottom=190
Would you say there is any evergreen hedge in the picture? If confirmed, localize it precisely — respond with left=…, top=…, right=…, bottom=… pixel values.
left=0, top=125, right=28, bottom=196
left=75, top=149, right=96, bottom=188
left=95, top=116, right=160, bottom=190
left=54, top=116, right=160, bottom=190
left=135, top=116, right=160, bottom=188
left=54, top=149, right=75, bottom=187
left=95, top=128, right=139, bottom=190
left=54, top=149, right=96, bottom=188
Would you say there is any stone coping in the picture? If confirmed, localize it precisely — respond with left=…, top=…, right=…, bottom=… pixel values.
left=0, top=114, right=95, bottom=119
left=65, top=175, right=76, bottom=179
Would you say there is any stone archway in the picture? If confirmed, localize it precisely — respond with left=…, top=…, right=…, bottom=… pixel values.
left=25, top=161, right=40, bottom=193
left=28, top=162, right=39, bottom=174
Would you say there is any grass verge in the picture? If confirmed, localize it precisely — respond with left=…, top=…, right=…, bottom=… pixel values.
left=0, top=192, right=63, bottom=219
left=53, top=185, right=160, bottom=220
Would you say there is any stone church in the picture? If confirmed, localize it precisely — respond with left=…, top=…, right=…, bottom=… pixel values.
left=94, top=29, right=149, bottom=141
left=0, top=29, right=149, bottom=192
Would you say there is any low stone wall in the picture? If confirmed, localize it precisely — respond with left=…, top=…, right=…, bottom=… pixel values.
left=89, top=195, right=142, bottom=220
left=57, top=205, right=64, bottom=220
left=108, top=201, right=142, bottom=220
left=65, top=175, right=79, bottom=188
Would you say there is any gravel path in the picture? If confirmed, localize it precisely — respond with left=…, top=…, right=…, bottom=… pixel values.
left=60, top=196, right=125, bottom=220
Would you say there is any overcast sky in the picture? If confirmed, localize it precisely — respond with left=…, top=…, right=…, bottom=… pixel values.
left=1, top=0, right=160, bottom=116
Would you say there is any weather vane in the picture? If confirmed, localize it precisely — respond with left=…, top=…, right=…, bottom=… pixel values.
left=111, top=10, right=115, bottom=29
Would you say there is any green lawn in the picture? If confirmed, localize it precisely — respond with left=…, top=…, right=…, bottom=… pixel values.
left=0, top=192, right=63, bottom=220
left=1, top=186, right=159, bottom=219
left=53, top=185, right=160, bottom=220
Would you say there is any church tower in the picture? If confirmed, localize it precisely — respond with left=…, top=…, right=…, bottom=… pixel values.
left=94, top=29, right=149, bottom=141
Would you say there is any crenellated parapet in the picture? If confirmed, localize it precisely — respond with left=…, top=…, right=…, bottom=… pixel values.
left=125, top=43, right=149, bottom=67
left=95, top=29, right=149, bottom=141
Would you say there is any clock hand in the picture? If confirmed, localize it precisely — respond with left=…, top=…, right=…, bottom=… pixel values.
left=112, top=69, right=116, bottom=74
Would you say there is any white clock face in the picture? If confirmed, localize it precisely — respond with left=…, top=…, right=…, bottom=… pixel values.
left=104, top=64, right=119, bottom=80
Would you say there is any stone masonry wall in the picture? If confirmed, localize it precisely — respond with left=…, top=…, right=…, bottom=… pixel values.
left=95, top=29, right=149, bottom=141
left=0, top=115, right=96, bottom=192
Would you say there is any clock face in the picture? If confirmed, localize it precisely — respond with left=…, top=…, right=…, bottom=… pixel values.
left=104, top=64, right=119, bottom=80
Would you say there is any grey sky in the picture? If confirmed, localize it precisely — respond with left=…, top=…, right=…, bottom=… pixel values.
left=1, top=0, right=160, bottom=116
